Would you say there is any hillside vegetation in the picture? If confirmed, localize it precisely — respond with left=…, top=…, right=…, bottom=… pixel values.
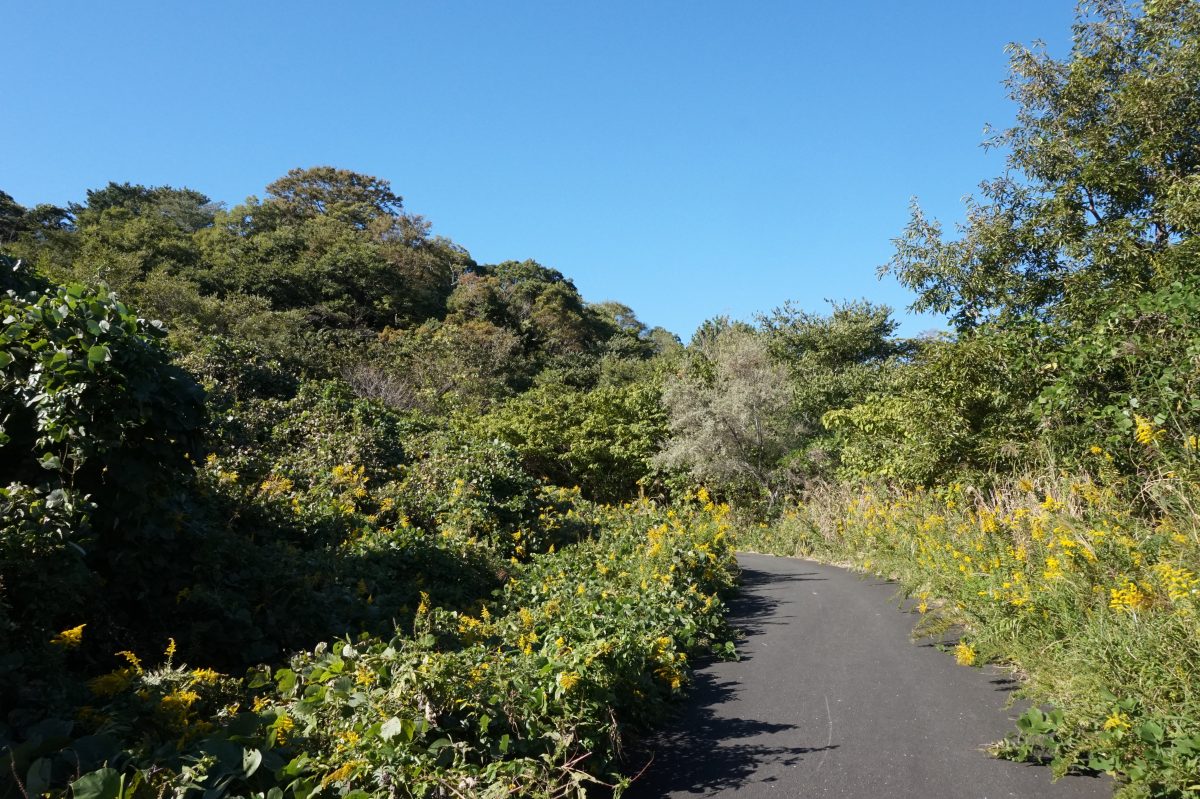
left=3, top=2, right=1200, bottom=797
left=0, top=166, right=737, bottom=798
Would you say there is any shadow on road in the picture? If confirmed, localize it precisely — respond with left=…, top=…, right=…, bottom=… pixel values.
left=620, top=565, right=836, bottom=797
left=729, top=566, right=824, bottom=642
left=622, top=672, right=836, bottom=796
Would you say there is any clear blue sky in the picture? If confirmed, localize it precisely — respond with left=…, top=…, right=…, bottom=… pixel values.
left=2, top=1, right=1076, bottom=339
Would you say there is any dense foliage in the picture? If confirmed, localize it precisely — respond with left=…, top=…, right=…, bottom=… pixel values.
left=0, top=165, right=729, bottom=799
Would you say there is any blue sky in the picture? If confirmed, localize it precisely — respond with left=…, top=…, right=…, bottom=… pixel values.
left=2, top=1, right=1076, bottom=339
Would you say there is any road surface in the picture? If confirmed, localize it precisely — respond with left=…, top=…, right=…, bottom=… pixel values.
left=625, top=553, right=1110, bottom=798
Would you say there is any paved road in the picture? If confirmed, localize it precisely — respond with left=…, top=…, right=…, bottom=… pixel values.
left=625, top=553, right=1110, bottom=799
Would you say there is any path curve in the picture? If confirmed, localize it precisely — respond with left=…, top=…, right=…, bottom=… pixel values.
left=626, top=553, right=1110, bottom=798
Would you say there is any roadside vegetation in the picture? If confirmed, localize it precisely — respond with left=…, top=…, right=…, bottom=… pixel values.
left=0, top=170, right=736, bottom=799
left=4, top=1, right=1198, bottom=797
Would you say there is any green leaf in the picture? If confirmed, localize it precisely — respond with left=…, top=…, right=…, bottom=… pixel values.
left=1138, top=720, right=1165, bottom=744
left=275, top=668, right=297, bottom=696
left=86, top=345, right=110, bottom=370
left=242, top=748, right=263, bottom=778
left=25, top=758, right=53, bottom=796
left=379, top=717, right=404, bottom=742
left=71, top=768, right=121, bottom=799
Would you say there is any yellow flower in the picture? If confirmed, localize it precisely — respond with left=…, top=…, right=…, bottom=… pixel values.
left=117, top=650, right=143, bottom=674
left=274, top=713, right=295, bottom=743
left=190, top=668, right=222, bottom=684
left=518, top=631, right=539, bottom=654
left=1152, top=562, right=1199, bottom=603
left=1103, top=711, right=1131, bottom=730
left=1109, top=581, right=1148, bottom=613
left=1040, top=495, right=1063, bottom=512
left=557, top=671, right=582, bottom=692
left=259, top=474, right=294, bottom=498
left=954, top=642, right=977, bottom=667
left=322, top=761, right=361, bottom=787
left=416, top=591, right=430, bottom=616
left=162, top=689, right=200, bottom=710
left=1134, top=414, right=1161, bottom=446
left=51, top=624, right=86, bottom=648
left=88, top=670, right=133, bottom=698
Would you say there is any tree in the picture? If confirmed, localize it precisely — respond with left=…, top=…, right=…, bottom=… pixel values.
left=476, top=379, right=667, bottom=502
left=0, top=191, right=24, bottom=243
left=195, top=169, right=463, bottom=329
left=350, top=319, right=529, bottom=413
left=264, top=166, right=408, bottom=233
left=655, top=325, right=797, bottom=507
left=886, top=0, right=1200, bottom=330
left=759, top=300, right=908, bottom=476
left=446, top=260, right=613, bottom=360
left=72, top=182, right=218, bottom=233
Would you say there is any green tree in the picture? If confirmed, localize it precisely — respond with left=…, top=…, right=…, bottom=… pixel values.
left=886, top=0, right=1200, bottom=330
left=824, top=329, right=1042, bottom=483
left=195, top=168, right=463, bottom=329
left=0, top=191, right=24, bottom=243
left=476, top=379, right=667, bottom=502
left=758, top=300, right=908, bottom=475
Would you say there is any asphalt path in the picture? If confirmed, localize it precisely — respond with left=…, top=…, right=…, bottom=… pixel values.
left=625, top=553, right=1111, bottom=799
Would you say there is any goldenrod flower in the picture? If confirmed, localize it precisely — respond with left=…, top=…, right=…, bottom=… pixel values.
left=1103, top=711, right=1131, bottom=731
left=88, top=670, right=133, bottom=697
left=954, top=642, right=977, bottom=667
left=1152, top=562, right=1199, bottom=603
left=259, top=474, right=294, bottom=497
left=1134, top=415, right=1161, bottom=446
left=274, top=713, right=295, bottom=744
left=190, top=667, right=221, bottom=684
left=51, top=624, right=86, bottom=648
left=557, top=672, right=582, bottom=692
left=1109, top=581, right=1149, bottom=613
left=162, top=689, right=200, bottom=710
left=117, top=650, right=144, bottom=674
